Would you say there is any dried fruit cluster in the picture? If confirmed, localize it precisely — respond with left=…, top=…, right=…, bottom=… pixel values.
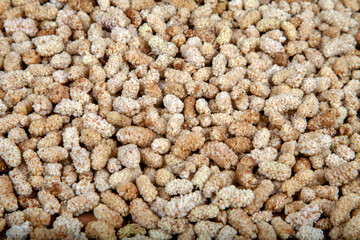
left=0, top=0, right=360, bottom=239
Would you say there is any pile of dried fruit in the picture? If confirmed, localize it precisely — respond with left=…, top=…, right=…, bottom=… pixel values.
left=0, top=0, right=360, bottom=239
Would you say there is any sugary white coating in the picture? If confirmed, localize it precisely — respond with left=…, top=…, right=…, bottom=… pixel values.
left=5, top=210, right=25, bottom=227
left=6, top=221, right=33, bottom=240
left=52, top=214, right=84, bottom=239
left=82, top=113, right=115, bottom=138
left=151, top=138, right=171, bottom=154
left=148, top=229, right=172, bottom=240
left=252, top=210, right=273, bottom=223
left=260, top=37, right=285, bottom=56
left=4, top=18, right=38, bottom=37
left=216, top=225, right=237, bottom=240
left=167, top=114, right=184, bottom=137
left=195, top=98, right=211, bottom=115
left=194, top=220, right=224, bottom=239
left=319, top=10, right=357, bottom=32
left=118, top=144, right=141, bottom=168
left=258, top=160, right=292, bottom=181
left=165, top=191, right=205, bottom=218
left=165, top=179, right=193, bottom=196
left=106, top=158, right=122, bottom=174
left=0, top=100, right=7, bottom=117
left=250, top=147, right=278, bottom=163
left=163, top=94, right=184, bottom=114
left=183, top=47, right=205, bottom=69
left=0, top=138, right=21, bottom=167
left=253, top=128, right=271, bottom=149
left=94, top=169, right=111, bottom=192
left=325, top=154, right=346, bottom=168
left=213, top=185, right=255, bottom=209
left=149, top=36, right=178, bottom=57
left=157, top=217, right=188, bottom=235
left=32, top=96, right=53, bottom=116
left=70, top=147, right=91, bottom=174
left=111, top=27, right=131, bottom=43
left=33, top=35, right=64, bottom=57
left=216, top=91, right=233, bottom=114
left=150, top=197, right=169, bottom=219
left=73, top=179, right=96, bottom=195
left=54, top=99, right=83, bottom=117
left=297, top=132, right=332, bottom=156
left=113, top=96, right=140, bottom=117
left=333, top=145, right=355, bottom=161
left=318, top=0, right=335, bottom=10
left=62, top=126, right=80, bottom=150
left=212, top=54, right=227, bottom=77
left=285, top=203, right=322, bottom=229
left=321, top=34, right=356, bottom=58
left=296, top=225, right=324, bottom=240
left=265, top=94, right=302, bottom=117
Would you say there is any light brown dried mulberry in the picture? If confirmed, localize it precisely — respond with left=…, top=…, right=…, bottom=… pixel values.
left=200, top=141, right=238, bottom=169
